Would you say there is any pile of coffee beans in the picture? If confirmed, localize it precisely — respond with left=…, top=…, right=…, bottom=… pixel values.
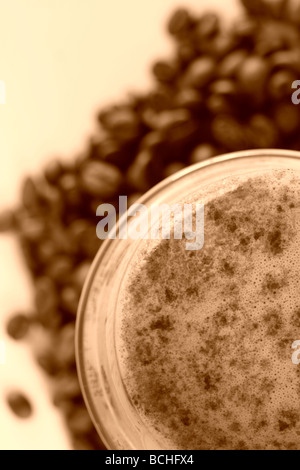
left=3, top=0, right=300, bottom=449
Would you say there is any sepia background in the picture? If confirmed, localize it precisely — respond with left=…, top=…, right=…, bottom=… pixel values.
left=1, top=0, right=300, bottom=450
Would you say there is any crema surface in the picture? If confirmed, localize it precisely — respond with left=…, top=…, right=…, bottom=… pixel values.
left=118, top=169, right=300, bottom=450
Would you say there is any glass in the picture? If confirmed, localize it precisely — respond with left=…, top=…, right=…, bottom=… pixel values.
left=75, top=149, right=300, bottom=450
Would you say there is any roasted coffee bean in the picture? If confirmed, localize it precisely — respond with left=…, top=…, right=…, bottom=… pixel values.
left=73, top=261, right=92, bottom=291
left=190, top=144, right=218, bottom=165
left=194, top=12, right=220, bottom=41
left=175, top=88, right=203, bottom=112
left=44, top=159, right=64, bottom=185
left=270, top=49, right=300, bottom=73
left=58, top=173, right=82, bottom=209
left=152, top=60, right=178, bottom=83
left=54, top=324, right=76, bottom=369
left=34, top=277, right=61, bottom=329
left=261, top=0, right=289, bottom=19
left=147, top=86, right=175, bottom=112
left=60, top=286, right=80, bottom=317
left=35, top=348, right=60, bottom=376
left=6, top=391, right=33, bottom=419
left=99, top=107, right=141, bottom=142
left=247, top=114, right=279, bottom=148
left=6, top=313, right=31, bottom=340
left=18, top=214, right=46, bottom=244
left=237, top=55, right=270, bottom=97
left=182, top=57, right=216, bottom=89
left=218, top=50, right=248, bottom=78
left=167, top=8, right=194, bottom=37
left=66, top=406, right=95, bottom=436
left=126, top=149, right=156, bottom=193
left=47, top=256, right=74, bottom=285
left=273, top=103, right=300, bottom=136
left=268, top=69, right=297, bottom=100
left=212, top=115, right=248, bottom=151
left=52, top=372, right=82, bottom=408
left=0, top=209, right=15, bottom=233
left=176, top=37, right=197, bottom=65
left=80, top=161, right=122, bottom=199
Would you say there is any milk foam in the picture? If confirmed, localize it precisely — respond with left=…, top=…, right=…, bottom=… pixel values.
left=117, top=169, right=300, bottom=450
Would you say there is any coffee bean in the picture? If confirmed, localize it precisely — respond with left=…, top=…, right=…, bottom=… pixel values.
left=273, top=103, right=300, bottom=136
left=60, top=286, right=80, bottom=317
left=194, top=12, right=220, bottom=40
left=152, top=60, right=178, bottom=83
left=268, top=69, right=297, bottom=100
left=6, top=391, right=33, bottom=419
left=212, top=115, right=248, bottom=151
left=190, top=144, right=218, bottom=165
left=73, top=261, right=92, bottom=291
left=52, top=372, right=82, bottom=408
left=167, top=8, right=194, bottom=37
left=218, top=50, right=248, bottom=78
left=182, top=57, right=216, bottom=89
left=175, top=88, right=203, bottom=112
left=247, top=114, right=279, bottom=148
left=80, top=161, right=122, bottom=199
left=237, top=55, right=270, bottom=97
left=6, top=313, right=31, bottom=340
left=66, top=406, right=95, bottom=436
left=44, top=159, right=64, bottom=185
left=47, top=256, right=74, bottom=285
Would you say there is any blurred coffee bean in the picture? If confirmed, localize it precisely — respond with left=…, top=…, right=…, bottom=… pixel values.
left=44, top=159, right=64, bottom=185
left=36, top=239, right=58, bottom=265
left=52, top=372, right=82, bottom=408
left=270, top=49, right=300, bottom=73
left=164, top=162, right=186, bottom=178
left=99, top=107, right=141, bottom=142
left=60, top=286, right=80, bottom=317
left=247, top=114, right=279, bottom=147
left=54, top=323, right=76, bottom=370
left=167, top=8, right=194, bottom=37
left=176, top=37, right=197, bottom=66
left=59, top=173, right=82, bottom=209
left=66, top=406, right=95, bottom=436
left=261, top=0, right=289, bottom=19
left=218, top=50, right=248, bottom=78
left=6, top=391, right=33, bottom=419
left=80, top=161, right=122, bottom=199
left=152, top=60, right=178, bottom=83
left=47, top=256, right=74, bottom=286
left=175, top=88, right=204, bottom=112
left=207, top=94, right=232, bottom=115
left=35, top=348, right=60, bottom=376
left=6, top=313, right=31, bottom=340
left=156, top=109, right=199, bottom=153
left=69, top=220, right=101, bottom=259
left=240, top=0, right=265, bottom=16
left=182, top=57, right=216, bottom=89
left=237, top=55, right=270, bottom=97
left=73, top=261, right=92, bottom=291
left=273, top=103, right=300, bottom=136
left=34, top=276, right=60, bottom=329
left=0, top=209, right=15, bottom=233
left=97, top=138, right=133, bottom=170
left=194, top=12, right=220, bottom=41
left=126, top=149, right=157, bottom=192
left=212, top=115, right=248, bottom=151
left=268, top=69, right=297, bottom=100
left=232, top=17, right=258, bottom=48
left=190, top=144, right=218, bottom=165
left=18, top=214, right=46, bottom=244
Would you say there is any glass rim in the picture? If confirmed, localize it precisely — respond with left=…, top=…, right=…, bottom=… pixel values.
left=75, top=147, right=300, bottom=449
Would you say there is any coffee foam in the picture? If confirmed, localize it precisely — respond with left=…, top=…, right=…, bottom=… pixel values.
left=117, top=169, right=300, bottom=450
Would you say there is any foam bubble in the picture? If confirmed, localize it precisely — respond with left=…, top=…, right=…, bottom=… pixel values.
left=116, top=169, right=300, bottom=450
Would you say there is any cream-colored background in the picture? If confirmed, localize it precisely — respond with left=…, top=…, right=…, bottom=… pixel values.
left=0, top=0, right=238, bottom=450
